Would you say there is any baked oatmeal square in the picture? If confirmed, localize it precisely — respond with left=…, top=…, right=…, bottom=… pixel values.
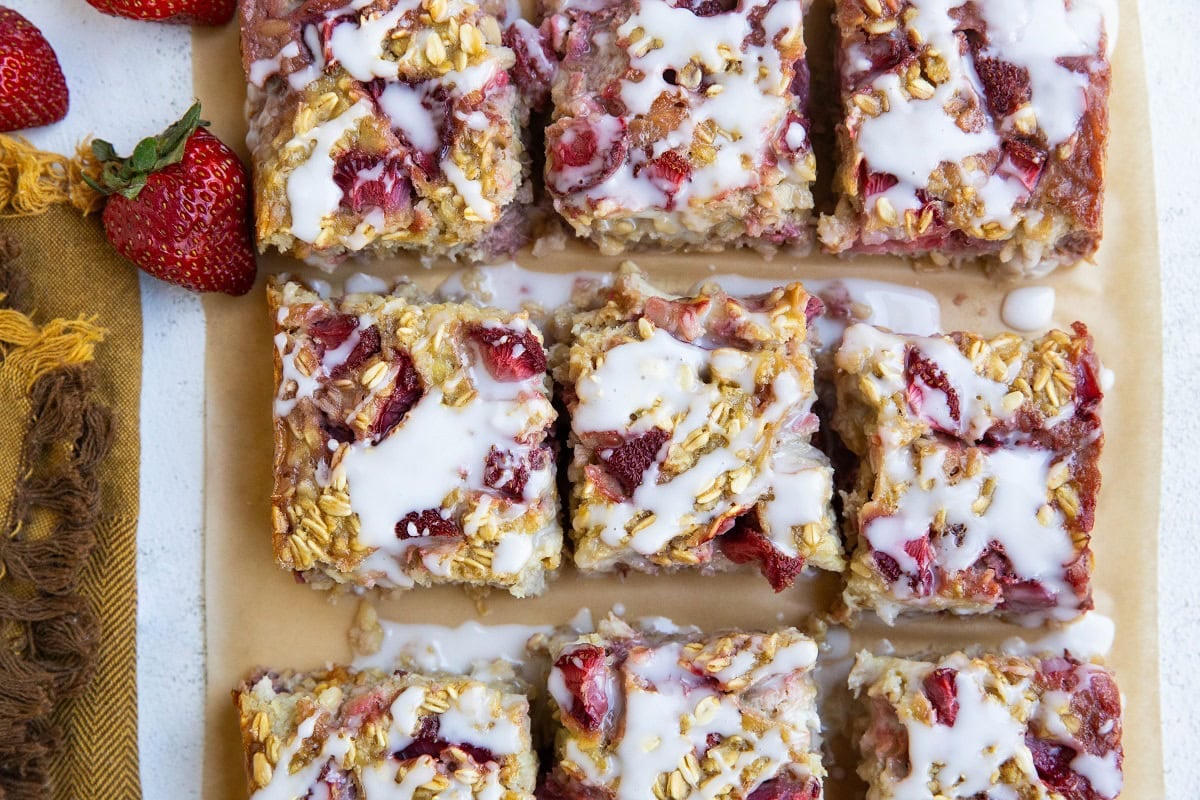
left=850, top=651, right=1124, bottom=800
left=240, top=0, right=547, bottom=264
left=541, top=0, right=817, bottom=254
left=269, top=277, right=561, bottom=597
left=833, top=322, right=1104, bottom=623
left=540, top=615, right=826, bottom=800
left=233, top=664, right=538, bottom=798
left=819, top=0, right=1114, bottom=276
left=556, top=266, right=842, bottom=589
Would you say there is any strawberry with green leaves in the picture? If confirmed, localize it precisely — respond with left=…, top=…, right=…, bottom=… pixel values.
left=84, top=0, right=235, bottom=25
left=0, top=6, right=69, bottom=132
left=87, top=103, right=257, bottom=296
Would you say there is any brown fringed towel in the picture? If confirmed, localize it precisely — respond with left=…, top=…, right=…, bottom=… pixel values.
left=0, top=235, right=110, bottom=799
left=0, top=135, right=142, bottom=800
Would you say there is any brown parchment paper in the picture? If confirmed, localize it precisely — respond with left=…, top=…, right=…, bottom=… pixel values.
left=194, top=0, right=1163, bottom=795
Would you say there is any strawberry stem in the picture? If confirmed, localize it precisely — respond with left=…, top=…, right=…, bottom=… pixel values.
left=84, top=102, right=209, bottom=200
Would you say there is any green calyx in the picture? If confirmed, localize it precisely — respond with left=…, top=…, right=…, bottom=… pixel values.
left=84, top=101, right=209, bottom=200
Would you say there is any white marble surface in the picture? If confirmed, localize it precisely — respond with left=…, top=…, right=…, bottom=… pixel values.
left=3, top=0, right=1196, bottom=796
left=3, top=5, right=206, bottom=800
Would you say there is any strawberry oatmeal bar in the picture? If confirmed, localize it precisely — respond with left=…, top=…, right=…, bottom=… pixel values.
left=269, top=278, right=561, bottom=597
left=233, top=665, right=537, bottom=798
left=832, top=323, right=1104, bottom=623
left=818, top=0, right=1114, bottom=276
left=850, top=651, right=1124, bottom=800
left=240, top=0, right=549, bottom=264
left=556, top=267, right=843, bottom=590
left=540, top=615, right=825, bottom=800
left=540, top=0, right=818, bottom=254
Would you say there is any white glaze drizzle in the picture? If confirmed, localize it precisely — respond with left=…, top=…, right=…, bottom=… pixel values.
left=572, top=328, right=830, bottom=560
left=975, top=1, right=1104, bottom=145
left=274, top=0, right=514, bottom=242
left=342, top=377, right=553, bottom=584
left=284, top=99, right=375, bottom=243
left=355, top=618, right=552, bottom=680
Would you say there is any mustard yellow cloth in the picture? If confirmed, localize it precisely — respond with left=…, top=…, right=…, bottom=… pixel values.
left=0, top=198, right=141, bottom=800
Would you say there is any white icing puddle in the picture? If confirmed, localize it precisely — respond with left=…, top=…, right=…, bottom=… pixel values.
left=1001, top=286, right=1056, bottom=331
left=353, top=617, right=553, bottom=683
left=1001, top=611, right=1116, bottom=660
left=692, top=273, right=942, bottom=352
left=436, top=261, right=613, bottom=318
left=296, top=267, right=941, bottom=356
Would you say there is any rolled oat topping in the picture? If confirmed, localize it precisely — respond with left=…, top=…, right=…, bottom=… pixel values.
left=833, top=323, right=1104, bottom=623
left=269, top=277, right=562, bottom=597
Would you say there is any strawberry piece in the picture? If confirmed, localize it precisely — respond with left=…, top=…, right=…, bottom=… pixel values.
left=600, top=428, right=669, bottom=496
left=1070, top=670, right=1122, bottom=756
left=717, top=512, right=805, bottom=592
left=84, top=0, right=235, bottom=25
left=1071, top=322, right=1104, bottom=410
left=922, top=667, right=959, bottom=726
left=340, top=686, right=392, bottom=723
left=554, top=644, right=610, bottom=733
left=320, top=417, right=355, bottom=445
left=998, top=138, right=1047, bottom=193
left=746, top=777, right=821, bottom=800
left=395, top=508, right=460, bottom=539
left=858, top=161, right=899, bottom=198
left=905, top=347, right=962, bottom=426
left=545, top=116, right=629, bottom=193
left=1026, top=736, right=1100, bottom=800
left=973, top=55, right=1032, bottom=119
left=504, top=19, right=557, bottom=113
left=306, top=312, right=359, bottom=351
left=789, top=60, right=810, bottom=102
left=88, top=104, right=257, bottom=295
left=644, top=150, right=692, bottom=194
left=333, top=150, right=412, bottom=215
left=330, top=325, right=382, bottom=378
left=855, top=28, right=918, bottom=81
left=903, top=536, right=936, bottom=596
left=394, top=717, right=497, bottom=765
left=804, top=295, right=825, bottom=326
left=315, top=761, right=357, bottom=800
left=674, top=0, right=737, bottom=16
left=584, top=464, right=626, bottom=504
left=774, top=110, right=811, bottom=157
left=483, top=445, right=550, bottom=501
left=469, top=325, right=547, bottom=382
left=371, top=350, right=423, bottom=439
left=0, top=8, right=68, bottom=133
left=642, top=295, right=710, bottom=342
left=873, top=550, right=902, bottom=583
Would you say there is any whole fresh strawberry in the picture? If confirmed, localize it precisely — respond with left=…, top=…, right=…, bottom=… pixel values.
left=87, top=103, right=257, bottom=296
left=0, top=6, right=69, bottom=132
left=85, top=0, right=235, bottom=25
